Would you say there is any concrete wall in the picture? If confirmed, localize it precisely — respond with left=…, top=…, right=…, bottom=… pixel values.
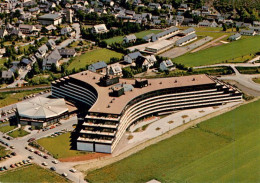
left=95, top=144, right=111, bottom=153
left=77, top=142, right=94, bottom=151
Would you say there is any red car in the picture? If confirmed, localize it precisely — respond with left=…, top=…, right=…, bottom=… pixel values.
left=27, top=138, right=35, bottom=142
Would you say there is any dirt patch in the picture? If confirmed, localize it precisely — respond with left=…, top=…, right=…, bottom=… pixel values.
left=127, top=135, right=133, bottom=140
left=155, top=127, right=161, bottom=131
left=182, top=115, right=189, bottom=118
left=59, top=153, right=110, bottom=162
left=168, top=121, right=174, bottom=124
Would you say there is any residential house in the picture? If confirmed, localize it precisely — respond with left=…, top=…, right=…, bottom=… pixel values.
left=35, top=44, right=49, bottom=58
left=124, top=51, right=142, bottom=64
left=249, top=26, right=260, bottom=34
left=123, top=34, right=137, bottom=43
left=240, top=29, right=256, bottom=36
left=160, top=60, right=175, bottom=71
left=46, top=39, right=56, bottom=50
left=88, top=61, right=108, bottom=74
left=1, top=70, right=13, bottom=82
left=148, top=3, right=161, bottom=10
left=42, top=49, right=62, bottom=70
left=143, top=33, right=155, bottom=42
left=162, top=4, right=172, bottom=10
left=0, top=29, right=8, bottom=38
left=18, top=24, right=37, bottom=34
left=38, top=14, right=62, bottom=25
left=109, top=64, right=122, bottom=76
left=91, top=24, right=108, bottom=34
left=135, top=55, right=157, bottom=69
left=198, top=20, right=218, bottom=27
left=61, top=26, right=74, bottom=36
left=228, top=33, right=241, bottom=41
left=58, top=48, right=76, bottom=58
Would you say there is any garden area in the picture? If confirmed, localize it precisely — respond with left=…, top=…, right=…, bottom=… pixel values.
left=67, top=48, right=123, bottom=71
left=85, top=99, right=260, bottom=183
left=8, top=128, right=30, bottom=138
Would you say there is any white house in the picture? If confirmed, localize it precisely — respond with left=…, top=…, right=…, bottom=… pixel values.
left=124, top=51, right=142, bottom=64
left=160, top=60, right=175, bottom=71
left=123, top=34, right=137, bottom=43
left=91, top=24, right=108, bottom=34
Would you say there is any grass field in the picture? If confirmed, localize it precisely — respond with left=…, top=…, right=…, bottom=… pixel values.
left=37, top=133, right=89, bottom=159
left=8, top=128, right=30, bottom=138
left=67, top=48, right=123, bottom=71
left=174, top=36, right=260, bottom=67
left=104, top=30, right=162, bottom=44
left=0, top=125, right=17, bottom=133
left=0, top=88, right=46, bottom=108
left=0, top=164, right=69, bottom=182
left=253, top=77, right=260, bottom=84
left=85, top=99, right=260, bottom=183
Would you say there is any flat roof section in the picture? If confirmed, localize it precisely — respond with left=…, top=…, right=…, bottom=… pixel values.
left=69, top=71, right=215, bottom=115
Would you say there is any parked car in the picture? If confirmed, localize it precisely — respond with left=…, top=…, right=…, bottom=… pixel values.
left=42, top=162, right=48, bottom=166
left=50, top=167, right=56, bottom=171
left=28, top=156, right=34, bottom=160
left=62, top=173, right=67, bottom=177
left=70, top=168, right=77, bottom=173
left=10, top=146, right=15, bottom=149
left=43, top=155, right=48, bottom=159
left=52, top=160, right=58, bottom=164
left=11, top=152, right=16, bottom=156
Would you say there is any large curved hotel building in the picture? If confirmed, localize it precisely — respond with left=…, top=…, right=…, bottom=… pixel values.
left=51, top=71, right=242, bottom=153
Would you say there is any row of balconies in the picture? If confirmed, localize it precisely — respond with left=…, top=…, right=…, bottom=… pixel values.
left=77, top=137, right=113, bottom=144
left=82, top=122, right=118, bottom=129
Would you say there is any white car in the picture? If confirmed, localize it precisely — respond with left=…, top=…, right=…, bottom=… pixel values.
left=69, top=168, right=76, bottom=173
left=29, top=148, right=34, bottom=152
left=52, top=160, right=58, bottom=164
left=62, top=173, right=67, bottom=177
left=42, top=162, right=48, bottom=166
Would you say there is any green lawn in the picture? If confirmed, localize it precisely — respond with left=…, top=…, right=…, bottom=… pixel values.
left=67, top=48, right=123, bottom=71
left=0, top=125, right=17, bottom=133
left=0, top=88, right=46, bottom=108
left=104, top=30, right=162, bottom=44
left=0, top=164, right=70, bottom=182
left=174, top=36, right=260, bottom=67
left=8, top=128, right=30, bottom=138
left=37, top=133, right=90, bottom=159
left=0, top=145, right=9, bottom=157
left=236, top=66, right=260, bottom=74
left=86, top=99, right=260, bottom=183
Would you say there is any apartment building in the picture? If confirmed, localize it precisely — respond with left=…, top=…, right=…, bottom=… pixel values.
left=51, top=71, right=242, bottom=153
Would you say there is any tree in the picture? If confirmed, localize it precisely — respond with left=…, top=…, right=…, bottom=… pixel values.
left=222, top=24, right=227, bottom=31
left=122, top=67, right=134, bottom=78
left=50, top=63, right=57, bottom=72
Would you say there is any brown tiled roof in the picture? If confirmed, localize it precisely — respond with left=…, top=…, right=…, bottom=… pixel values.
left=69, top=71, right=215, bottom=115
